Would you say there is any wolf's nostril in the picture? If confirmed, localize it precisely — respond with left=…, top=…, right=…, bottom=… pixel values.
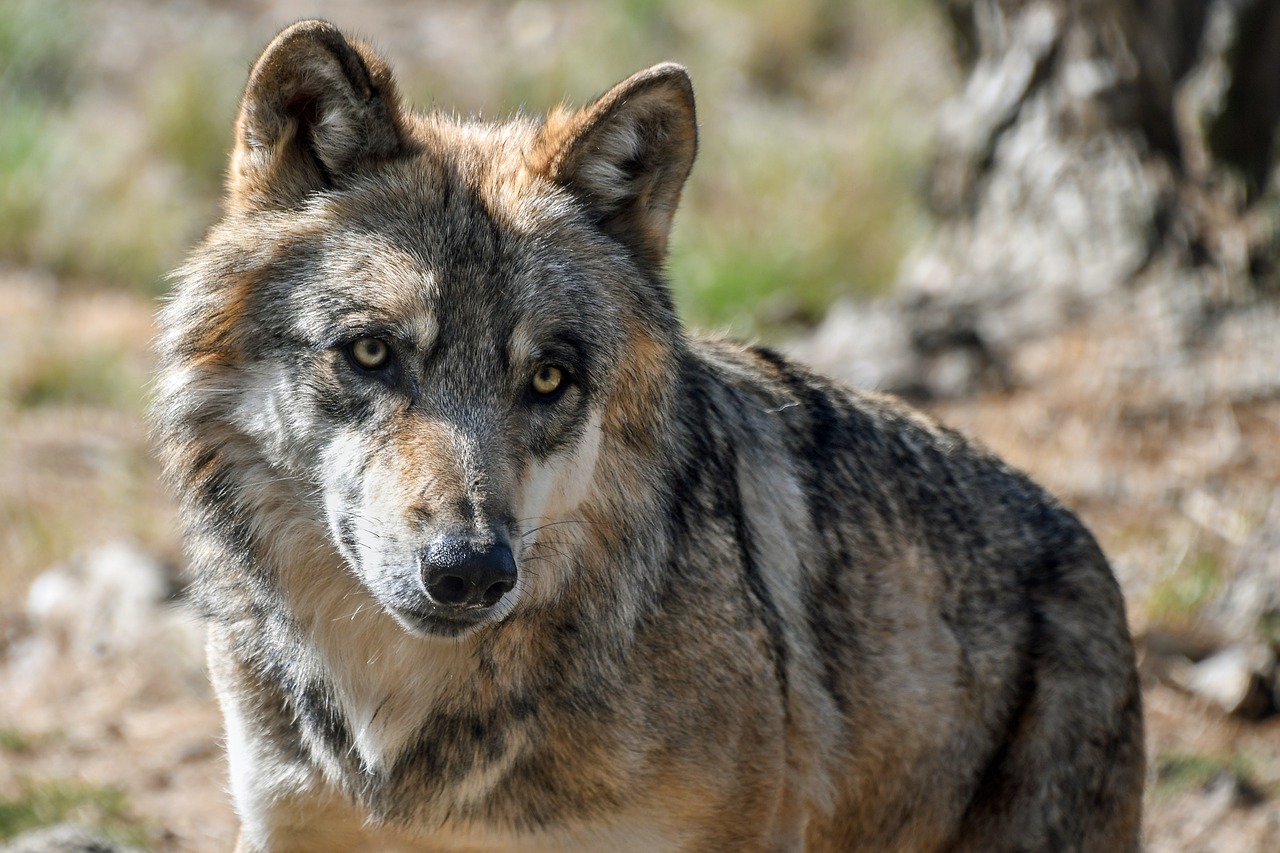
left=482, top=579, right=515, bottom=608
left=422, top=538, right=517, bottom=610
left=428, top=574, right=469, bottom=606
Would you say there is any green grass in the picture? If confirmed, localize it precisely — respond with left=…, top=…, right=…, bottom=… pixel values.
left=0, top=0, right=82, bottom=102
left=0, top=0, right=79, bottom=268
left=10, top=347, right=143, bottom=410
left=0, top=0, right=236, bottom=292
left=0, top=729, right=34, bottom=755
left=0, top=778, right=146, bottom=845
left=1147, top=548, right=1224, bottom=627
left=0, top=95, right=48, bottom=260
left=1152, top=752, right=1266, bottom=800
left=146, top=48, right=242, bottom=195
left=671, top=148, right=922, bottom=335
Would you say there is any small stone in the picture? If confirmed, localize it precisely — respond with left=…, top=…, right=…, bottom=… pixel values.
left=1181, top=645, right=1275, bottom=719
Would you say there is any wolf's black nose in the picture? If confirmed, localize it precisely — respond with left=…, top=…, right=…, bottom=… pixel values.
left=422, top=539, right=517, bottom=609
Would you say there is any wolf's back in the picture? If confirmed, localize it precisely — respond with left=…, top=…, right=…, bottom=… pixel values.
left=657, top=339, right=1144, bottom=851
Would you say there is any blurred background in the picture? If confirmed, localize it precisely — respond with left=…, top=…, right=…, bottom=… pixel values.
left=1, top=0, right=1279, bottom=850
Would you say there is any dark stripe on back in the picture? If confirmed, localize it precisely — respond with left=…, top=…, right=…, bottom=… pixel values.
left=755, top=351, right=863, bottom=715
left=666, top=354, right=792, bottom=712
left=723, top=441, right=792, bottom=717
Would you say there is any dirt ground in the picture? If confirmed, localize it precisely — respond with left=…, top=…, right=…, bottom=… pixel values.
left=3, top=1, right=1280, bottom=850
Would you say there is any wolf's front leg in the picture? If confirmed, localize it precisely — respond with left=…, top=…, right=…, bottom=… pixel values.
left=207, top=639, right=367, bottom=853
left=220, top=695, right=374, bottom=853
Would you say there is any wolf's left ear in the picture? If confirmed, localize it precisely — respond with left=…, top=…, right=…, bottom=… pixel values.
left=530, top=64, right=697, bottom=268
left=230, top=20, right=407, bottom=210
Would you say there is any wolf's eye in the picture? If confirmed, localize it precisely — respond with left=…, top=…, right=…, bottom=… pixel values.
left=530, top=365, right=564, bottom=398
left=349, top=337, right=391, bottom=370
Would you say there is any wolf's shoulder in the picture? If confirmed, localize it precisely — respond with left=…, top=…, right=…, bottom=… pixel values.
left=681, top=335, right=1091, bottom=553
left=684, top=335, right=973, bottom=455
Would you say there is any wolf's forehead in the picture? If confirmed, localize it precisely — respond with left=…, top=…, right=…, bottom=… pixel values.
left=303, top=225, right=593, bottom=351
left=321, top=161, right=549, bottom=288
left=282, top=149, right=618, bottom=352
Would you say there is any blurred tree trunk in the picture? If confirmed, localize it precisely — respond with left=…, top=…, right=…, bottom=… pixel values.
left=802, top=0, right=1280, bottom=402
left=932, top=0, right=1280, bottom=262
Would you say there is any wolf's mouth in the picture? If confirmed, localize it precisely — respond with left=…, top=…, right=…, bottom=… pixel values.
left=385, top=601, right=503, bottom=640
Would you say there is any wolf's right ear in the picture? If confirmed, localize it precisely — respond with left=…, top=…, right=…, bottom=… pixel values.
left=229, top=20, right=407, bottom=210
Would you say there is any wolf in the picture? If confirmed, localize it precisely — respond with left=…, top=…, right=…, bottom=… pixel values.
left=152, top=19, right=1145, bottom=853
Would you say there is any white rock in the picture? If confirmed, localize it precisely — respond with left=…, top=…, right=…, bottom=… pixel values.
left=1182, top=645, right=1273, bottom=718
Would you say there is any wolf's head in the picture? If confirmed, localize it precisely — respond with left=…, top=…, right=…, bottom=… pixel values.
left=155, top=21, right=696, bottom=639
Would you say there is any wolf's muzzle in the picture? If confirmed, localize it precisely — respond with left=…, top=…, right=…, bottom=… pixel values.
left=422, top=538, right=517, bottom=610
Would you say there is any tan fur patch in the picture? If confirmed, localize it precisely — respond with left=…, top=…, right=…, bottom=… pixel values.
left=383, top=420, right=469, bottom=525
left=185, top=268, right=263, bottom=368
left=602, top=326, right=672, bottom=453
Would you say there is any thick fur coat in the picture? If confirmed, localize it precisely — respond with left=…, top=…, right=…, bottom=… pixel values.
left=152, top=20, right=1145, bottom=853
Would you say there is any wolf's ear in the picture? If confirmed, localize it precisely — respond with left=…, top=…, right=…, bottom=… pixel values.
left=530, top=64, right=697, bottom=269
left=229, top=20, right=407, bottom=210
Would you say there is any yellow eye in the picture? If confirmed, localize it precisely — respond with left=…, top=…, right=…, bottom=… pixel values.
left=350, top=337, right=390, bottom=369
left=531, top=365, right=564, bottom=397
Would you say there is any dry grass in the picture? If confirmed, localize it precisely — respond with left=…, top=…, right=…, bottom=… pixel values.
left=0, top=274, right=179, bottom=599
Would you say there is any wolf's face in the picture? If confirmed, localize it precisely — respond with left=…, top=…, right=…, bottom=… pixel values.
left=240, top=168, right=631, bottom=638
left=161, top=24, right=695, bottom=639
